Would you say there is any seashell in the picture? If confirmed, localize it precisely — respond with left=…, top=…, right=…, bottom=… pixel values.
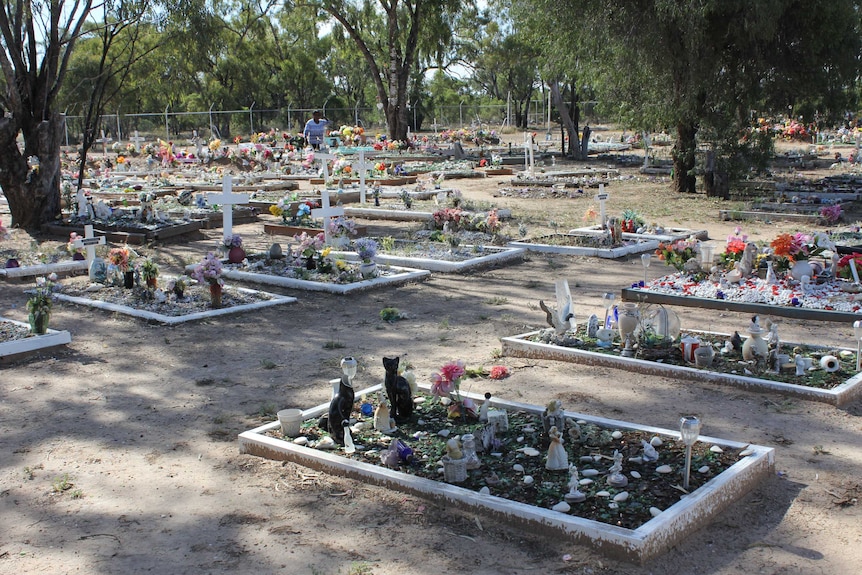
left=438, top=429, right=450, bottom=438
left=739, top=448, right=754, bottom=457
left=316, top=436, right=336, bottom=450
left=710, top=445, right=724, bottom=453
left=581, top=469, right=599, bottom=477
left=596, top=490, right=611, bottom=497
left=521, top=447, right=541, bottom=457
left=650, top=436, right=663, bottom=447
left=630, top=470, right=641, bottom=479
left=292, top=436, right=308, bottom=446
left=611, top=431, right=623, bottom=439
left=608, top=502, right=619, bottom=510
left=523, top=475, right=534, bottom=485
left=552, top=501, right=571, bottom=513
left=479, top=486, right=491, bottom=496
left=578, top=478, right=594, bottom=486
left=512, top=464, right=525, bottom=473
left=656, top=465, right=673, bottom=474
left=698, top=465, right=710, bottom=474
left=650, top=507, right=663, bottom=517
left=576, top=420, right=587, bottom=425
left=85, top=283, right=104, bottom=292
left=414, top=397, right=424, bottom=404
left=613, top=492, right=629, bottom=502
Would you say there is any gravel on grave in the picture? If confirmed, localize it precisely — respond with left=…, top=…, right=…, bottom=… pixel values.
left=0, top=321, right=35, bottom=343
left=58, top=277, right=275, bottom=316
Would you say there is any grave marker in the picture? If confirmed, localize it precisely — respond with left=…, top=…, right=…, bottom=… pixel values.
left=311, top=190, right=345, bottom=245
left=314, top=152, right=338, bottom=180
left=595, top=184, right=609, bottom=228
left=207, top=175, right=250, bottom=244
left=129, top=130, right=146, bottom=152
left=95, top=130, right=112, bottom=157
left=356, top=148, right=380, bottom=204
left=72, top=224, right=106, bottom=263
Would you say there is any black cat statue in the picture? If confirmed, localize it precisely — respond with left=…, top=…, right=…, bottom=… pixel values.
left=383, top=356, right=413, bottom=423
left=327, top=356, right=357, bottom=445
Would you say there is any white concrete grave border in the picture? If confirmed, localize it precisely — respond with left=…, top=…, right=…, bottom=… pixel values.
left=0, top=316, right=72, bottom=359
left=332, top=244, right=526, bottom=273
left=239, top=383, right=774, bottom=563
left=501, top=330, right=862, bottom=407
left=52, top=284, right=296, bottom=324
left=508, top=236, right=660, bottom=259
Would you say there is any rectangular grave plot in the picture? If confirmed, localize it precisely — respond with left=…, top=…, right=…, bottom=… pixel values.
left=0, top=317, right=72, bottom=362
left=509, top=235, right=659, bottom=259
left=239, top=384, right=774, bottom=563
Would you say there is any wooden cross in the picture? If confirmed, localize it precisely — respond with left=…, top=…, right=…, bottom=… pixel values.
left=72, top=224, right=106, bottom=264
left=129, top=130, right=147, bottom=152
left=311, top=190, right=344, bottom=245
left=595, top=184, right=609, bottom=229
left=95, top=130, right=112, bottom=157
left=314, top=152, right=339, bottom=180
left=206, top=175, right=250, bottom=244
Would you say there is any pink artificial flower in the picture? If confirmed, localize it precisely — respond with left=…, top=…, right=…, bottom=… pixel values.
left=430, top=373, right=455, bottom=397
left=440, top=360, right=466, bottom=384
left=489, top=365, right=510, bottom=380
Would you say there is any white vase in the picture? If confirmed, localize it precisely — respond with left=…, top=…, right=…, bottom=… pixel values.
left=359, top=261, right=377, bottom=278
left=617, top=303, right=640, bottom=342
left=790, top=260, right=814, bottom=281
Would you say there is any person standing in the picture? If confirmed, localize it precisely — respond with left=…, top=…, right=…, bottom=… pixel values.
left=303, top=109, right=329, bottom=150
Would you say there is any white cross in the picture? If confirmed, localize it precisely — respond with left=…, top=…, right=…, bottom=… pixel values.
left=595, top=184, right=609, bottom=228
left=95, top=130, right=112, bottom=157
left=129, top=130, right=146, bottom=152
left=524, top=133, right=535, bottom=175
left=207, top=175, right=250, bottom=244
left=314, top=152, right=339, bottom=180
left=72, top=224, right=106, bottom=264
left=311, top=190, right=344, bottom=245
left=356, top=149, right=380, bottom=203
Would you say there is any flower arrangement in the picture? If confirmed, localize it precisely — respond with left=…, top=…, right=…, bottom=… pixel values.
left=836, top=253, right=862, bottom=280
left=108, top=247, right=132, bottom=272
left=489, top=365, right=510, bottom=379
left=223, top=234, right=243, bottom=249
left=164, top=275, right=189, bottom=298
left=655, top=237, right=699, bottom=272
left=296, top=232, right=325, bottom=259
left=770, top=232, right=834, bottom=261
left=66, top=232, right=83, bottom=256
left=27, top=274, right=56, bottom=316
left=820, top=204, right=843, bottom=224
left=332, top=157, right=353, bottom=177
left=191, top=252, right=223, bottom=286
left=719, top=227, right=748, bottom=267
left=140, top=259, right=159, bottom=282
left=430, top=360, right=478, bottom=419
left=328, top=217, right=357, bottom=238
left=354, top=237, right=378, bottom=262
left=582, top=205, right=598, bottom=224
left=433, top=207, right=463, bottom=230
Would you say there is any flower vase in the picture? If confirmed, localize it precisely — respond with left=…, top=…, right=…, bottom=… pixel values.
left=305, top=256, right=317, bottom=270
left=790, top=260, right=814, bottom=281
left=28, top=311, right=49, bottom=335
left=617, top=302, right=640, bottom=343
left=209, top=283, right=223, bottom=309
left=441, top=456, right=468, bottom=483
left=228, top=246, right=246, bottom=264
left=146, top=277, right=157, bottom=289
left=359, top=261, right=377, bottom=279
left=123, top=270, right=135, bottom=288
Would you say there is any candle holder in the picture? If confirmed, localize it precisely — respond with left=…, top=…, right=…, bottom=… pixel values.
left=680, top=416, right=702, bottom=491
left=641, top=253, right=651, bottom=285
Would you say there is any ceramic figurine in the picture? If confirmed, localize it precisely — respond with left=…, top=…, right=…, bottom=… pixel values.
left=373, top=391, right=394, bottom=432
left=795, top=353, right=809, bottom=376
left=545, top=426, right=569, bottom=470
left=539, top=299, right=573, bottom=336
left=481, top=423, right=498, bottom=452
left=738, top=242, right=759, bottom=277
left=587, top=314, right=599, bottom=338
left=446, top=437, right=463, bottom=460
left=607, top=449, right=628, bottom=487
left=542, top=400, right=565, bottom=446
left=326, top=357, right=357, bottom=445
left=641, top=439, right=659, bottom=462
left=382, top=356, right=413, bottom=422
left=479, top=392, right=492, bottom=422
left=564, top=464, right=586, bottom=504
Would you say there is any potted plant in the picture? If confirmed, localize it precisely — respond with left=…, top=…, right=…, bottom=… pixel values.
left=224, top=233, right=245, bottom=263
left=26, top=275, right=54, bottom=335
left=191, top=253, right=224, bottom=308
left=140, top=258, right=159, bottom=289
left=354, top=237, right=378, bottom=278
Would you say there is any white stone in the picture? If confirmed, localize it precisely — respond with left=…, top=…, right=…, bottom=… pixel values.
left=739, top=448, right=754, bottom=457
left=596, top=490, right=611, bottom=497
left=438, top=429, right=450, bottom=438
left=710, top=445, right=724, bottom=453
left=698, top=465, right=710, bottom=474
left=613, top=492, right=629, bottom=502
left=656, top=465, right=673, bottom=474
left=628, top=457, right=644, bottom=464
left=580, top=456, right=594, bottom=463
left=417, top=419, right=425, bottom=425
left=316, top=436, right=336, bottom=450
left=523, top=475, right=534, bottom=485
left=479, top=486, right=491, bottom=496
left=552, top=501, right=571, bottom=513
left=840, top=350, right=853, bottom=358
left=650, top=507, right=663, bottom=517
left=611, top=430, right=623, bottom=439
left=292, top=436, right=308, bottom=446
left=85, top=283, right=103, bottom=292
left=650, top=436, right=663, bottom=447
left=608, top=502, right=619, bottom=510
left=517, top=436, right=525, bottom=442
left=630, top=470, right=641, bottom=479
left=578, top=478, right=594, bottom=486
left=513, top=464, right=525, bottom=473
left=581, top=469, right=599, bottom=477
left=521, top=425, right=535, bottom=433
left=521, top=447, right=541, bottom=457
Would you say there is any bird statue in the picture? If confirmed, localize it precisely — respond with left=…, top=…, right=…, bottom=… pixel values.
left=641, top=439, right=659, bottom=462
left=540, top=299, right=574, bottom=336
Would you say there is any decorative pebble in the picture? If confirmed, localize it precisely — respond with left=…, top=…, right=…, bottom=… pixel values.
left=292, top=436, right=308, bottom=446
left=438, top=429, right=450, bottom=438
left=523, top=475, right=534, bottom=485
left=628, top=457, right=644, bottom=464
left=656, top=465, right=673, bottom=474
left=414, top=397, right=424, bottom=404
left=629, top=470, right=641, bottom=479
left=739, top=448, right=754, bottom=457
left=613, top=492, right=629, bottom=502
left=650, top=436, right=663, bottom=447
left=491, top=452, right=502, bottom=458
left=521, top=425, right=535, bottom=433
left=581, top=469, right=599, bottom=477
left=608, top=502, right=619, bottom=510
left=840, top=350, right=854, bottom=358
left=580, top=456, right=594, bottom=463
left=576, top=420, right=587, bottom=425
left=512, top=464, right=525, bottom=473
left=596, top=490, right=611, bottom=497
left=710, top=445, right=724, bottom=453
left=521, top=447, right=541, bottom=457
left=316, top=436, right=336, bottom=450
left=552, top=501, right=571, bottom=513
left=593, top=455, right=602, bottom=462
left=437, top=467, right=444, bottom=475
left=611, top=430, right=623, bottom=439
left=479, top=486, right=491, bottom=496
left=578, top=478, right=594, bottom=486
left=85, top=283, right=103, bottom=292
left=698, top=465, right=710, bottom=474
left=416, top=419, right=425, bottom=426
left=650, top=507, right=663, bottom=517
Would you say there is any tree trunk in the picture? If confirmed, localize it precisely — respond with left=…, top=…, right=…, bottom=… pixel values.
left=672, top=121, right=698, bottom=193
left=703, top=149, right=729, bottom=199
left=549, top=81, right=583, bottom=159
left=0, top=115, right=63, bottom=230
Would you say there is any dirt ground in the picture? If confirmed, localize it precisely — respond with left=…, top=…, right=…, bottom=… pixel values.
left=1, top=135, right=861, bottom=575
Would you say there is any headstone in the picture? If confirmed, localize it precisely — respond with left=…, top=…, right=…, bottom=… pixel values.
left=311, top=190, right=345, bottom=245
left=595, top=185, right=609, bottom=228
left=72, top=224, right=106, bottom=264
left=206, top=175, right=250, bottom=244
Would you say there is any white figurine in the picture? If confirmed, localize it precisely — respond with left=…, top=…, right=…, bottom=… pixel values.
left=479, top=392, right=491, bottom=422
left=545, top=426, right=569, bottom=471
left=373, top=391, right=393, bottom=432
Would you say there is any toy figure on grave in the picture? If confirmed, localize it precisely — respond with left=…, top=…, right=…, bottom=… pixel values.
left=382, top=356, right=413, bottom=423
left=303, top=110, right=330, bottom=150
left=325, top=357, right=356, bottom=445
